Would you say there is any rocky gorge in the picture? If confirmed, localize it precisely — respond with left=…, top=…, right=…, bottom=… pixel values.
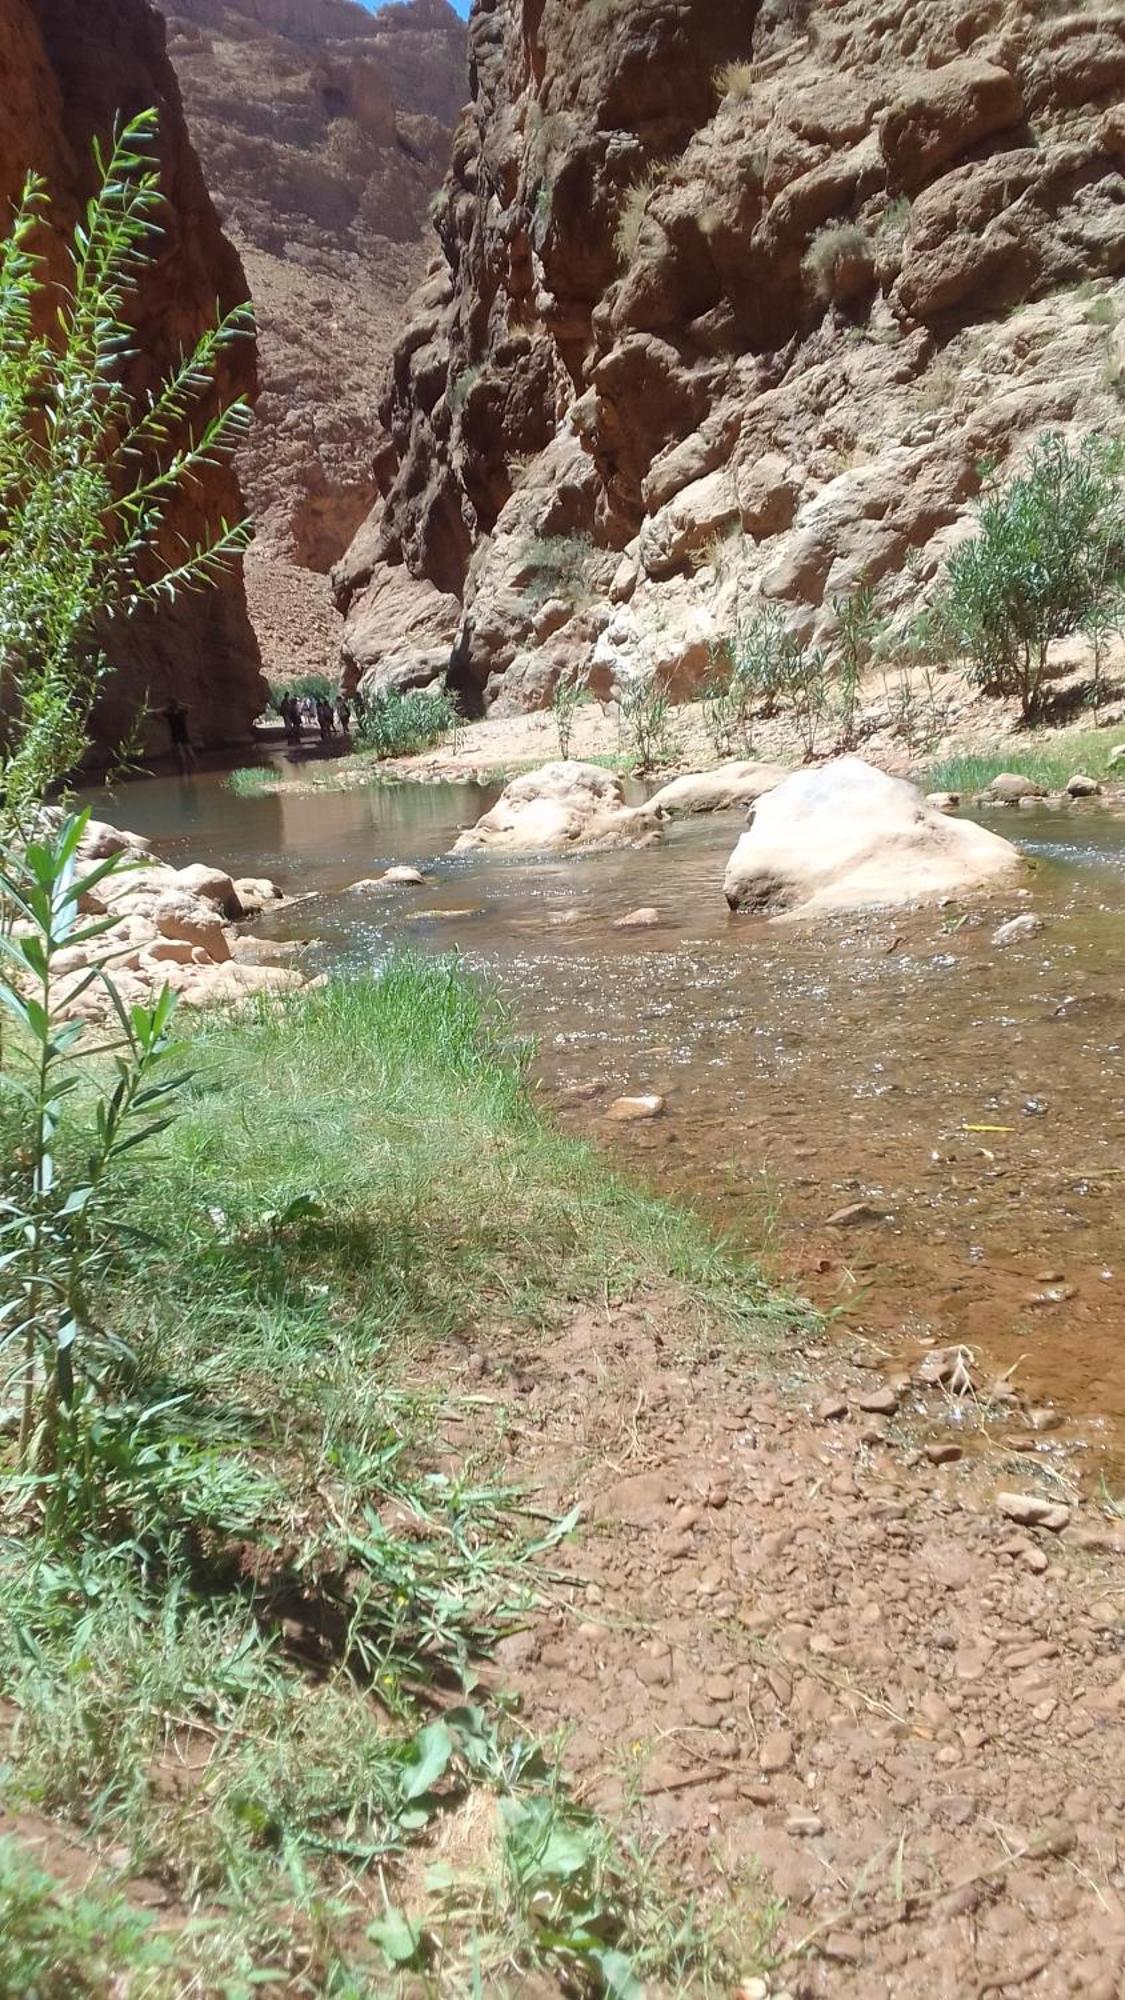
left=165, top=0, right=468, bottom=679
left=337, top=0, right=1125, bottom=713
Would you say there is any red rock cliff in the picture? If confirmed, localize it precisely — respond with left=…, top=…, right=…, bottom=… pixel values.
left=336, top=0, right=1125, bottom=710
left=0, top=0, right=266, bottom=754
left=166, top=0, right=468, bottom=572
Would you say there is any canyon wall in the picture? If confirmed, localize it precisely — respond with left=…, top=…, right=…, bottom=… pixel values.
left=166, top=0, right=468, bottom=583
left=0, top=0, right=265, bottom=753
left=336, top=0, right=1125, bottom=710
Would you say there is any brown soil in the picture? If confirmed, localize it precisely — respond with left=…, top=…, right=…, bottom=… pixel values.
left=456, top=1290, right=1125, bottom=1999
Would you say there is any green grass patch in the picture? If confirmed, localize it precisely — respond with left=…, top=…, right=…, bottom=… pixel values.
left=1, top=959, right=791, bottom=1993
left=919, top=728, right=1125, bottom=797
left=225, top=763, right=278, bottom=796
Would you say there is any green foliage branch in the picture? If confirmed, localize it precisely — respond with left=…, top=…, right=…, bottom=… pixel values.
left=0, top=108, right=253, bottom=821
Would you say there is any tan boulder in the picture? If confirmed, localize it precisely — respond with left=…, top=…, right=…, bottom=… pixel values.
left=648, top=760, right=787, bottom=817
left=153, top=891, right=232, bottom=963
left=175, top=963, right=304, bottom=1010
left=724, top=757, right=1023, bottom=916
left=233, top=876, right=284, bottom=914
left=452, top=762, right=663, bottom=855
left=175, top=863, right=244, bottom=920
left=988, top=772, right=1046, bottom=803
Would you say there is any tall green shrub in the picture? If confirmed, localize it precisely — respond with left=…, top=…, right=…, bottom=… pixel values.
left=930, top=434, right=1125, bottom=721
left=0, top=110, right=253, bottom=821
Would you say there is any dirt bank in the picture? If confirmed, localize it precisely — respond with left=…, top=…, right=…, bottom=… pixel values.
left=462, top=1289, right=1125, bottom=1999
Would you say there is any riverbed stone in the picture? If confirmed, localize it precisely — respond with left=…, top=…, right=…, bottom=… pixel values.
left=606, top=1093, right=666, bottom=1122
left=646, top=760, right=787, bottom=818
left=153, top=891, right=232, bottom=963
left=613, top=906, right=661, bottom=929
left=175, top=863, right=244, bottom=919
left=992, top=912, right=1045, bottom=945
left=724, top=759, right=1023, bottom=917
left=452, top=762, right=662, bottom=854
left=987, top=772, right=1046, bottom=803
left=1065, top=772, right=1102, bottom=798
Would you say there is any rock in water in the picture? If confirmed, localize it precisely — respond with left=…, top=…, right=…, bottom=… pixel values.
left=987, top=773, right=1046, bottom=803
left=452, top=763, right=663, bottom=854
left=723, top=758, right=1023, bottom=917
left=647, top=762, right=788, bottom=817
left=992, top=912, right=1045, bottom=946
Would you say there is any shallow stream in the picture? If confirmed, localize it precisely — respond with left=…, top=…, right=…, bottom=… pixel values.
left=85, top=758, right=1125, bottom=1477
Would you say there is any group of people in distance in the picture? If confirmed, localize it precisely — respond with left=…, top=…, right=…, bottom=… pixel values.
left=277, top=689, right=362, bottom=747
left=161, top=684, right=366, bottom=775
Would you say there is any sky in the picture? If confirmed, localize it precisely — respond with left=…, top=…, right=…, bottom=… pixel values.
left=360, top=0, right=471, bottom=13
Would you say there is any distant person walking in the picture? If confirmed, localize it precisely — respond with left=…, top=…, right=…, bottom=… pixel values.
left=352, top=686, right=367, bottom=728
left=335, top=694, right=351, bottom=737
left=163, top=698, right=196, bottom=775
left=316, top=695, right=334, bottom=741
left=281, top=694, right=302, bottom=745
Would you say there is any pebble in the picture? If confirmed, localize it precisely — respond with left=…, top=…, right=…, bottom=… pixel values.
left=997, top=1492, right=1071, bottom=1532
left=826, top=1200, right=888, bottom=1227
left=758, top=1729, right=794, bottom=1773
left=786, top=1808, right=824, bottom=1837
left=380, top=865, right=427, bottom=886
left=925, top=1440, right=963, bottom=1464
left=606, top=1094, right=665, bottom=1122
left=823, top=1932, right=863, bottom=1965
left=992, top=912, right=1046, bottom=945
left=816, top=1395, right=848, bottom=1421
left=612, top=906, right=661, bottom=929
left=857, top=1385, right=898, bottom=1416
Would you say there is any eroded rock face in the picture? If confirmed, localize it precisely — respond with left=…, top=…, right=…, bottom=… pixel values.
left=0, top=0, right=265, bottom=755
left=723, top=757, right=1023, bottom=916
left=451, top=761, right=662, bottom=854
left=340, top=0, right=1125, bottom=711
left=166, top=0, right=467, bottom=575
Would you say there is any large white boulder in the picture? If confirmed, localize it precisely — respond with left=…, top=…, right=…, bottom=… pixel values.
left=452, top=762, right=663, bottom=854
left=647, top=760, right=787, bottom=817
left=723, top=757, right=1023, bottom=916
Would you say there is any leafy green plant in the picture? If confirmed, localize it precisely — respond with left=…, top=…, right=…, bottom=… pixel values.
left=225, top=764, right=278, bottom=796
left=616, top=672, right=679, bottom=772
left=831, top=581, right=883, bottom=749
left=551, top=670, right=589, bottom=759
left=0, top=1837, right=172, bottom=1998
left=0, top=811, right=187, bottom=1475
left=353, top=686, right=460, bottom=760
left=726, top=605, right=792, bottom=718
left=928, top=432, right=1125, bottom=720
left=0, top=110, right=253, bottom=823
left=779, top=636, right=831, bottom=760
left=700, top=656, right=756, bottom=760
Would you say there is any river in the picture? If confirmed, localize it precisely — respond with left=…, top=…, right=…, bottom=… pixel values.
left=84, top=757, right=1125, bottom=1483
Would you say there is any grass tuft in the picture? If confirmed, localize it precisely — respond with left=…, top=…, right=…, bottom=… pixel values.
left=920, top=730, right=1125, bottom=796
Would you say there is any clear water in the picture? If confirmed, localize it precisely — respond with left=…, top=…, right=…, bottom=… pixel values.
left=85, top=764, right=1125, bottom=1477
